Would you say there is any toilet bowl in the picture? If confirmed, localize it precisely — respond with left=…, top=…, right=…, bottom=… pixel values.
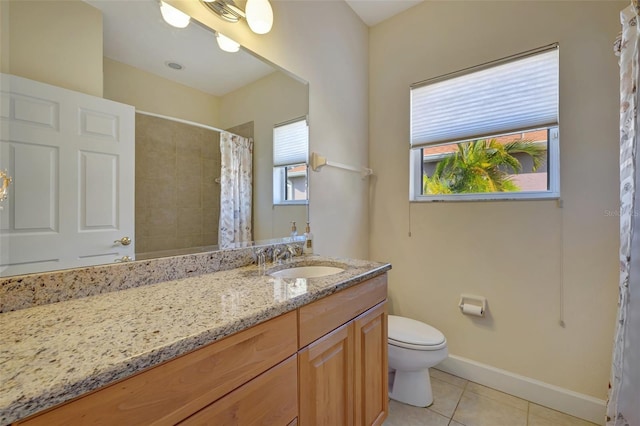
left=388, top=315, right=448, bottom=407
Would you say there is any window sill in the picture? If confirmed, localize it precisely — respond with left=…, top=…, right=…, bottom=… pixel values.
left=411, top=191, right=560, bottom=203
left=273, top=201, right=309, bottom=206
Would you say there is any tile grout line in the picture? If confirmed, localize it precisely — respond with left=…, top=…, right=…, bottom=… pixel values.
left=448, top=378, right=469, bottom=426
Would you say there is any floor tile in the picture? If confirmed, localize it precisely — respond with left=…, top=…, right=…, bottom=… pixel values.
left=528, top=403, right=598, bottom=426
left=452, top=391, right=527, bottom=426
left=449, top=422, right=465, bottom=426
left=431, top=368, right=468, bottom=388
left=429, top=377, right=464, bottom=418
left=464, top=381, right=528, bottom=411
left=383, top=400, right=450, bottom=426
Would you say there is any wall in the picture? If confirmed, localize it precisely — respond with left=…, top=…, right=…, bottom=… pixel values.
left=0, top=1, right=9, bottom=72
left=369, top=0, right=622, bottom=401
left=171, top=0, right=370, bottom=259
left=2, top=0, right=103, bottom=97
left=135, top=113, right=221, bottom=257
left=103, top=58, right=220, bottom=128
left=218, top=71, right=309, bottom=241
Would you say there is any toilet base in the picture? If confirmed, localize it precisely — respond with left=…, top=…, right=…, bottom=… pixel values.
left=389, top=368, right=433, bottom=407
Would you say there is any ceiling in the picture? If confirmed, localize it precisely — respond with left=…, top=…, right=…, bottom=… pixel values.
left=345, top=0, right=424, bottom=27
left=86, top=0, right=276, bottom=97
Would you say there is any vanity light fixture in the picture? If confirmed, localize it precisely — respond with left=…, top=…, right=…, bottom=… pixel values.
left=245, top=0, right=273, bottom=34
left=160, top=1, right=191, bottom=28
left=216, top=32, right=241, bottom=53
left=201, top=0, right=273, bottom=34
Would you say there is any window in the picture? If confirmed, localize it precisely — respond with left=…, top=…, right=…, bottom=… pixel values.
left=273, top=117, right=309, bottom=204
left=409, top=44, right=560, bottom=201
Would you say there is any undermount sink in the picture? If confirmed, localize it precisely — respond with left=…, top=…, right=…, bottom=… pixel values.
left=269, top=265, right=345, bottom=279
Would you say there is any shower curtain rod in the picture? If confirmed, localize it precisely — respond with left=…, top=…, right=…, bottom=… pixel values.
left=136, top=110, right=243, bottom=138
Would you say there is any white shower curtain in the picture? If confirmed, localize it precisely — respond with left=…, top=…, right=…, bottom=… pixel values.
left=218, top=132, right=253, bottom=248
left=608, top=5, right=640, bottom=425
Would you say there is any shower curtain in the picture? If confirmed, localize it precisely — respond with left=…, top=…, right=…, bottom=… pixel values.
left=218, top=132, right=253, bottom=248
left=608, top=5, right=640, bottom=425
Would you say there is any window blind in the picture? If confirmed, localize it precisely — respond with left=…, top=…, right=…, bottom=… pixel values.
left=273, top=118, right=309, bottom=167
left=410, top=46, right=558, bottom=148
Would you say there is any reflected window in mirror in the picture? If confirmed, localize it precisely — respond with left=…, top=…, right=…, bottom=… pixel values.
left=273, top=117, right=309, bottom=205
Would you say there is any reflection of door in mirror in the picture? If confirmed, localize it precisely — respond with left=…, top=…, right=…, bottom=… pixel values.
left=0, top=74, right=135, bottom=276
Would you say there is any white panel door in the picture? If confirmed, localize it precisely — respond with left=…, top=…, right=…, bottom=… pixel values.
left=0, top=73, right=135, bottom=276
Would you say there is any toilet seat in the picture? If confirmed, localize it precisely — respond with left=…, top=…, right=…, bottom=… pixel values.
left=388, top=315, right=446, bottom=351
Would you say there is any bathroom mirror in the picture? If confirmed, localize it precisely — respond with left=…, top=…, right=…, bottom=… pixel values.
left=0, top=0, right=309, bottom=277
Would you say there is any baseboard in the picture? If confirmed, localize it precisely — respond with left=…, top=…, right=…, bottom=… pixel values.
left=437, top=355, right=606, bottom=425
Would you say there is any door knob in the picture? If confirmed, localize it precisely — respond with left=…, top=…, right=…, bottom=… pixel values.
left=114, top=237, right=132, bottom=246
left=114, top=256, right=132, bottom=262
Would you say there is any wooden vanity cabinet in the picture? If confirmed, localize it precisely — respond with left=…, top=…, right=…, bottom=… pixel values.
left=298, top=274, right=389, bottom=426
left=15, top=273, right=388, bottom=426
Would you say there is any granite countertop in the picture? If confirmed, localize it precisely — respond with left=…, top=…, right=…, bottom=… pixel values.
left=0, top=256, right=391, bottom=424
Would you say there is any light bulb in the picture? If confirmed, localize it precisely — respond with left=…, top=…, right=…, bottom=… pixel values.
left=160, top=1, right=190, bottom=29
left=216, top=33, right=240, bottom=53
left=245, top=0, right=273, bottom=35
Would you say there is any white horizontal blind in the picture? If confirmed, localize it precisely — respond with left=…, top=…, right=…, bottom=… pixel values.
left=410, top=46, right=558, bottom=147
left=273, top=118, right=309, bottom=167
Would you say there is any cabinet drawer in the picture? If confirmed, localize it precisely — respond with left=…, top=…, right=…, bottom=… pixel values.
left=17, top=311, right=297, bottom=426
left=298, top=274, right=387, bottom=348
left=179, top=355, right=298, bottom=425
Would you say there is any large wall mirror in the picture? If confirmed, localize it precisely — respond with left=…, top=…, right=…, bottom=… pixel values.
left=0, top=0, right=309, bottom=277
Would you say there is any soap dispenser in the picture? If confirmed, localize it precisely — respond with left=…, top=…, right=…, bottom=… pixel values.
left=303, top=222, right=314, bottom=254
left=290, top=221, right=298, bottom=240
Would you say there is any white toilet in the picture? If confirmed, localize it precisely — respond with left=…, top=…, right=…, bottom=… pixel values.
left=388, top=315, right=448, bottom=407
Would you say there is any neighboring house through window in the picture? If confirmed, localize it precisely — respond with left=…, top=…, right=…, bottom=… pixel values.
left=273, top=117, right=309, bottom=204
left=409, top=44, right=560, bottom=201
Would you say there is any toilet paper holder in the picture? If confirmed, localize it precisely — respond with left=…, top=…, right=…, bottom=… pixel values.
left=458, top=294, right=487, bottom=316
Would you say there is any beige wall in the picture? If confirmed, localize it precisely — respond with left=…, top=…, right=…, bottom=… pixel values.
left=171, top=0, right=370, bottom=258
left=3, top=0, right=103, bottom=97
left=218, top=71, right=309, bottom=241
left=369, top=1, right=622, bottom=399
left=0, top=1, right=9, bottom=73
left=103, top=58, right=220, bottom=128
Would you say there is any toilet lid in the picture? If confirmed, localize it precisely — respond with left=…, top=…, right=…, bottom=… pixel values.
left=388, top=315, right=446, bottom=347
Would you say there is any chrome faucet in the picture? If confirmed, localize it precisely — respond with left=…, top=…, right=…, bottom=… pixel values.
left=286, top=244, right=301, bottom=258
left=252, top=247, right=273, bottom=275
left=272, top=246, right=283, bottom=263
left=276, top=246, right=291, bottom=263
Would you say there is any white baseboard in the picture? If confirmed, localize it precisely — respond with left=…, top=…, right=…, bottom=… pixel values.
left=437, top=354, right=606, bottom=425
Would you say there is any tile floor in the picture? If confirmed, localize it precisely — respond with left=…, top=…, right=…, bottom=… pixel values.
left=383, top=369, right=599, bottom=426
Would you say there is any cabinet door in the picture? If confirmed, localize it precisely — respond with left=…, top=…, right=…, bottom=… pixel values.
left=298, top=322, right=354, bottom=426
left=354, top=302, right=388, bottom=426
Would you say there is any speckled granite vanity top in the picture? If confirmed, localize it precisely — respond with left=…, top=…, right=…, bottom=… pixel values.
left=0, top=256, right=390, bottom=424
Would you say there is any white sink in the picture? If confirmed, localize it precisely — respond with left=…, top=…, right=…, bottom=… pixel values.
left=269, top=265, right=345, bottom=279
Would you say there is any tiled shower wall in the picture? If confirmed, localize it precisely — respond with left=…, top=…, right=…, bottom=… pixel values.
left=135, top=113, right=221, bottom=256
